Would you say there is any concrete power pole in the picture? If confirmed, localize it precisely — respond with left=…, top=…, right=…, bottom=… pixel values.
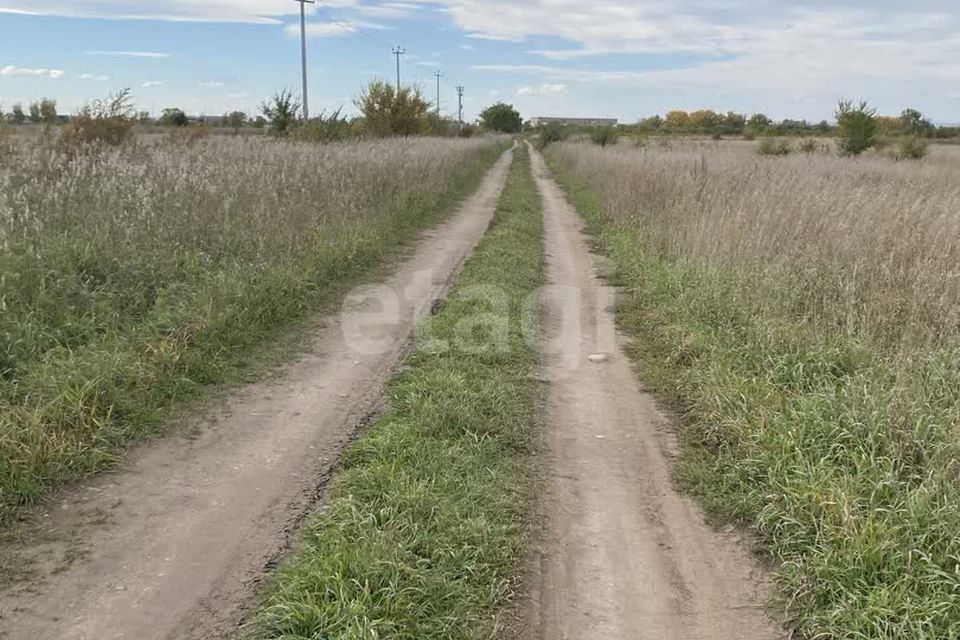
left=295, top=0, right=314, bottom=123
left=434, top=70, right=443, bottom=117
left=456, top=85, right=464, bottom=134
left=392, top=46, right=406, bottom=92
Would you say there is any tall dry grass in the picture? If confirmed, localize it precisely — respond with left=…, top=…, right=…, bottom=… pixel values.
left=551, top=141, right=960, bottom=352
left=0, top=134, right=502, bottom=516
left=549, top=140, right=960, bottom=638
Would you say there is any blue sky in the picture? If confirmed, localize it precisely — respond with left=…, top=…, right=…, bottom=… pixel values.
left=1, top=1, right=959, bottom=123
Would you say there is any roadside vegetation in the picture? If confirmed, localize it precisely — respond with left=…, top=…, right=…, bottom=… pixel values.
left=0, top=114, right=504, bottom=520
left=254, top=146, right=543, bottom=639
left=547, top=140, right=960, bottom=638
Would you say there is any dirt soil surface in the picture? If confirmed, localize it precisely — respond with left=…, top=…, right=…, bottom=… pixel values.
left=0, top=149, right=513, bottom=640
left=526, top=146, right=785, bottom=640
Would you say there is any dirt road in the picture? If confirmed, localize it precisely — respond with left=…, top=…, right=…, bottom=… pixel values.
left=527, top=146, right=784, bottom=640
left=0, top=150, right=513, bottom=640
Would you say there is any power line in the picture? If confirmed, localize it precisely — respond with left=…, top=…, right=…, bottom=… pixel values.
left=434, top=70, right=443, bottom=116
left=294, top=0, right=315, bottom=122
left=392, top=46, right=406, bottom=91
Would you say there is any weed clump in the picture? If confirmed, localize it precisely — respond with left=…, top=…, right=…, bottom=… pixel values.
left=58, top=89, right=135, bottom=152
left=757, top=137, right=792, bottom=156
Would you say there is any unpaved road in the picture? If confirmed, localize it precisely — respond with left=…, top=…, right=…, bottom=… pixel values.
left=527, top=146, right=784, bottom=640
left=0, top=149, right=513, bottom=640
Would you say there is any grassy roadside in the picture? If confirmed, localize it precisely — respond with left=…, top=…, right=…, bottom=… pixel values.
left=253, top=147, right=544, bottom=639
left=0, top=141, right=505, bottom=523
left=546, top=154, right=960, bottom=639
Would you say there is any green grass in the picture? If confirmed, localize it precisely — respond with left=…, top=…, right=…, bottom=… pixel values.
left=548, top=157, right=960, bottom=639
left=253, top=146, right=544, bottom=640
left=0, top=140, right=504, bottom=523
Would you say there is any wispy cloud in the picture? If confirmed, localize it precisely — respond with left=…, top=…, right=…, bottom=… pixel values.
left=517, top=83, right=567, bottom=97
left=0, top=65, right=64, bottom=78
left=88, top=50, right=171, bottom=58
left=77, top=72, right=111, bottom=81
left=142, top=80, right=164, bottom=88
left=199, top=80, right=226, bottom=88
left=286, top=20, right=389, bottom=38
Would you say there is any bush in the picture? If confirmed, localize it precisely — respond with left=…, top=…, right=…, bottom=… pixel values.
left=758, top=138, right=792, bottom=156
left=159, top=108, right=189, bottom=127
left=798, top=138, right=820, bottom=154
left=591, top=126, right=620, bottom=147
left=835, top=99, right=877, bottom=156
left=261, top=89, right=302, bottom=137
left=354, top=81, right=430, bottom=137
left=291, top=109, right=353, bottom=143
left=897, top=135, right=929, bottom=160
left=538, top=122, right=566, bottom=148
left=58, top=89, right=135, bottom=151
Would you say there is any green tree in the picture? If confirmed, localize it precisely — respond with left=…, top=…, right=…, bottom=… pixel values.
left=901, top=108, right=934, bottom=137
left=354, top=81, right=430, bottom=137
left=28, top=102, right=41, bottom=123
left=11, top=103, right=25, bottom=124
left=835, top=99, right=877, bottom=156
left=638, top=115, right=663, bottom=132
left=224, top=110, right=247, bottom=134
left=747, top=113, right=771, bottom=129
left=159, top=108, right=189, bottom=127
left=261, top=89, right=302, bottom=136
left=664, top=110, right=690, bottom=131
left=722, top=111, right=746, bottom=135
left=39, top=98, right=58, bottom=124
left=478, top=102, right=522, bottom=133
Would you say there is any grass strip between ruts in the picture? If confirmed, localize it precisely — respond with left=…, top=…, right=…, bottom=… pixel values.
left=254, top=145, right=545, bottom=640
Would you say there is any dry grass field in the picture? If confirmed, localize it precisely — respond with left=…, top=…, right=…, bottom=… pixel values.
left=549, top=139, right=960, bottom=638
left=0, top=132, right=502, bottom=518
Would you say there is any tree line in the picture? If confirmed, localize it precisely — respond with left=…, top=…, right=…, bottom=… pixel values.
left=627, top=106, right=959, bottom=139
left=1, top=81, right=525, bottom=144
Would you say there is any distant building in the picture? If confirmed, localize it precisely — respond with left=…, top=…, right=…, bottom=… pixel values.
left=529, top=116, right=619, bottom=128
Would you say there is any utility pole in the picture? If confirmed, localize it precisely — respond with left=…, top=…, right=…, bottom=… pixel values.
left=392, top=46, right=406, bottom=91
left=456, top=85, right=464, bottom=134
left=295, top=0, right=314, bottom=123
left=434, top=70, right=443, bottom=117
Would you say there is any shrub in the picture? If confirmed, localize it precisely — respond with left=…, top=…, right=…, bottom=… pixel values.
left=798, top=138, right=820, bottom=154
left=591, top=126, right=619, bottom=147
left=897, top=135, right=929, bottom=160
left=261, top=89, right=302, bottom=136
left=758, top=137, right=792, bottom=156
left=354, top=81, right=430, bottom=137
left=835, top=99, right=877, bottom=156
left=58, top=89, right=135, bottom=151
left=291, top=109, right=353, bottom=143
left=538, top=122, right=566, bottom=148
left=159, top=108, right=189, bottom=127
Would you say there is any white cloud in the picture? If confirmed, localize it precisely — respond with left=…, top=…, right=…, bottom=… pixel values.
left=0, top=65, right=64, bottom=78
left=142, top=80, right=164, bottom=88
left=87, top=50, right=171, bottom=58
left=460, top=44, right=475, bottom=50
left=77, top=73, right=111, bottom=81
left=0, top=1, right=308, bottom=23
left=199, top=80, right=226, bottom=88
left=284, top=20, right=389, bottom=38
left=517, top=83, right=567, bottom=97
